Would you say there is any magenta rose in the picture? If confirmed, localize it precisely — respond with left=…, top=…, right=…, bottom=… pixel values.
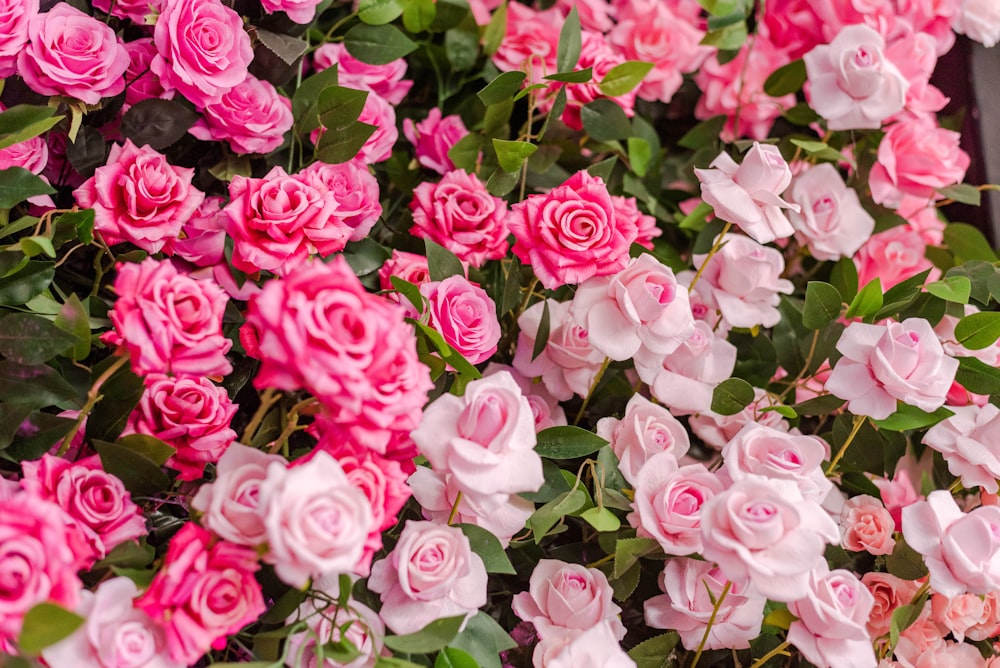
left=0, top=0, right=37, bottom=78
left=312, top=43, right=412, bottom=105
left=18, top=4, right=128, bottom=104
left=595, top=393, right=690, bottom=485
left=296, top=160, right=382, bottom=243
left=924, top=404, right=1000, bottom=493
left=421, top=275, right=501, bottom=366
left=403, top=107, right=469, bottom=175
left=164, top=196, right=227, bottom=267
left=786, top=162, right=875, bottom=261
left=787, top=569, right=877, bottom=668
left=559, top=31, right=637, bottom=131
left=189, top=74, right=293, bottom=155
left=75, top=140, right=205, bottom=254
left=0, top=134, right=47, bottom=175
left=123, top=38, right=171, bottom=109
left=869, top=117, right=970, bottom=206
left=491, top=2, right=560, bottom=84
left=379, top=250, right=431, bottom=292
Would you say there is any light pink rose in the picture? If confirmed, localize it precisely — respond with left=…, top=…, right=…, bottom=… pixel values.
left=285, top=595, right=387, bottom=668
left=913, top=640, right=986, bottom=668
left=689, top=388, right=791, bottom=450
left=645, top=558, right=766, bottom=651
left=136, top=524, right=264, bottom=665
left=123, top=38, right=170, bottom=109
left=935, top=305, right=1000, bottom=367
left=894, top=610, right=949, bottom=666
left=296, top=159, right=382, bottom=242
left=189, top=74, right=293, bottom=155
left=787, top=162, right=876, bottom=260
left=368, top=520, right=487, bottom=635
left=840, top=494, right=896, bottom=556
left=613, top=195, right=661, bottom=250
left=491, top=2, right=560, bottom=84
left=484, top=363, right=567, bottom=432
left=862, top=572, right=921, bottom=638
left=259, top=451, right=374, bottom=587
left=261, top=0, right=323, bottom=23
left=104, top=258, right=232, bottom=378
left=403, top=108, right=469, bottom=175
left=695, top=143, right=799, bottom=244
left=512, top=559, right=625, bottom=640
left=931, top=592, right=990, bottom=642
left=803, top=24, right=908, bottom=130
left=313, top=43, right=412, bottom=105
left=787, top=569, right=877, bottom=668
left=720, top=424, right=833, bottom=503
left=0, top=0, right=36, bottom=78
left=966, top=591, right=1000, bottom=641
left=536, top=622, right=636, bottom=668
left=885, top=27, right=948, bottom=120
left=874, top=468, right=921, bottom=531
left=700, top=478, right=840, bottom=601
left=870, top=117, right=970, bottom=207
left=18, top=4, right=128, bottom=104
left=595, top=393, right=690, bottom=485
left=555, top=0, right=615, bottom=31
left=421, top=275, right=501, bottom=366
left=151, top=0, right=253, bottom=107
left=826, top=318, right=958, bottom=420
left=508, top=171, right=638, bottom=289
left=412, top=371, right=543, bottom=509
left=954, top=0, right=1000, bottom=47
left=903, top=490, right=1000, bottom=597
left=924, top=405, right=1000, bottom=494
left=42, top=577, right=181, bottom=668
left=409, top=170, right=508, bottom=267
left=854, top=224, right=936, bottom=291
left=570, top=253, right=695, bottom=361
left=74, top=140, right=205, bottom=254
left=630, top=453, right=724, bottom=555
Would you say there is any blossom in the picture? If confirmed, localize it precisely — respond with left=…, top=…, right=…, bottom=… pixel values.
left=853, top=224, right=936, bottom=291
left=595, top=393, right=690, bottom=485
left=421, top=276, right=501, bottom=366
left=260, top=0, right=324, bottom=23
left=403, top=108, right=469, bottom=175
left=840, top=495, right=896, bottom=556
left=787, top=569, right=877, bottom=668
left=786, top=162, right=875, bottom=261
left=923, top=404, right=1000, bottom=493
left=869, top=117, right=970, bottom=207
left=312, top=42, right=412, bottom=105
left=0, top=0, right=36, bottom=78
left=189, top=74, right=293, bottom=155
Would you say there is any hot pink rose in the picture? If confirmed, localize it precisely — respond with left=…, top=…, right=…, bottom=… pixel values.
left=0, top=134, right=47, bottom=175
left=151, top=0, right=253, bottom=107
left=555, top=0, right=615, bottom=31
left=261, top=0, right=323, bottom=23
left=645, top=558, right=766, bottom=651
left=92, top=0, right=161, bottom=24
left=18, top=4, right=128, bottom=104
left=379, top=250, right=431, bottom=291
left=368, top=520, right=487, bottom=635
left=355, top=92, right=398, bottom=165
left=862, top=572, right=921, bottom=638
left=409, top=170, right=508, bottom=266
left=0, top=0, right=36, bottom=78
left=123, top=38, right=170, bottom=109
left=421, top=275, right=501, bottom=366
left=559, top=31, right=636, bottom=131
left=870, top=117, right=970, bottom=206
left=903, top=490, right=1000, bottom=597
left=74, top=140, right=205, bottom=254
left=854, top=224, right=936, bottom=291
left=104, top=258, right=232, bottom=378
left=720, top=423, right=833, bottom=504
left=840, top=494, right=896, bottom=556
left=924, top=405, right=1000, bottom=493
left=787, top=162, right=876, bottom=260
left=595, top=393, right=690, bottom=485
left=508, top=171, right=637, bottom=289
left=136, top=524, right=264, bottom=665
left=296, top=159, right=382, bottom=242
left=312, top=43, right=412, bottom=105
left=787, top=569, right=877, bottom=668
left=403, top=108, right=469, bottom=175
left=189, top=74, right=293, bottom=155
left=164, top=196, right=227, bottom=267
left=491, top=2, right=560, bottom=84
left=954, top=0, right=1000, bottom=47
left=285, top=595, right=387, bottom=668
left=512, top=559, right=625, bottom=640
left=613, top=195, right=661, bottom=250
left=689, top=388, right=791, bottom=450
left=826, top=318, right=958, bottom=420
left=758, top=0, right=825, bottom=58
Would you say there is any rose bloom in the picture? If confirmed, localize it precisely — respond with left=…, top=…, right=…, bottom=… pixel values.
left=787, top=569, right=878, bottom=668
left=18, top=4, right=128, bottom=104
left=508, top=171, right=638, bottom=289
left=403, top=108, right=469, bottom=175
left=379, top=250, right=431, bottom=292
left=862, top=572, right=921, bottom=638
left=853, top=224, right=936, bottom=291
left=313, top=43, right=412, bottom=105
left=151, top=0, right=253, bottom=107
left=368, top=520, right=487, bottom=635
left=484, top=363, right=568, bottom=433
left=840, top=494, right=896, bottom=556
left=787, top=162, right=875, bottom=260
left=74, top=140, right=205, bottom=254
left=645, top=558, right=766, bottom=651
left=491, top=1, right=560, bottom=84
left=296, top=160, right=382, bottom=242
left=559, top=31, right=637, bottom=131
left=104, top=258, right=232, bottom=378
left=719, top=424, right=833, bottom=504
left=42, top=577, right=182, bottom=668
left=874, top=468, right=921, bottom=531
left=0, top=0, right=36, bottom=78
left=123, top=38, right=171, bottom=109
left=924, top=404, right=1000, bottom=493
left=826, top=318, right=958, bottom=420
left=535, top=622, right=635, bottom=668
left=954, top=0, right=1000, bottom=47
left=595, top=393, right=690, bottom=485
left=356, top=92, right=398, bottom=165
left=189, top=74, right=293, bottom=155
left=870, top=117, right=970, bottom=206
left=164, top=196, right=227, bottom=267
left=285, top=596, right=387, bottom=668
left=92, top=0, right=161, bottom=24
left=409, top=170, right=508, bottom=267
left=614, top=195, right=661, bottom=250
left=931, top=592, right=991, bottom=642
left=420, top=276, right=501, bottom=366
left=903, top=490, right=1000, bottom=597
left=0, top=134, right=47, bottom=175
left=885, top=27, right=948, bottom=119
left=689, top=387, right=791, bottom=450
left=261, top=0, right=324, bottom=23
left=914, top=642, right=990, bottom=668
left=570, top=253, right=695, bottom=361
left=136, top=524, right=265, bottom=665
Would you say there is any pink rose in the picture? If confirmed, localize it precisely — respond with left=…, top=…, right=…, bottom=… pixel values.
left=191, top=443, right=285, bottom=547
left=403, top=108, right=469, bottom=175
left=261, top=0, right=324, bottom=24
left=862, top=572, right=921, bottom=638
left=689, top=388, right=791, bottom=450
left=924, top=404, right=1000, bottom=493
left=559, top=31, right=636, bottom=131
left=555, top=0, right=615, bottom=31
left=491, top=2, right=560, bottom=84
left=18, top=4, right=128, bottom=104
left=42, top=578, right=181, bottom=668
left=164, top=196, right=227, bottom=267
left=787, top=569, right=877, bottom=668
left=695, top=143, right=799, bottom=244
left=913, top=642, right=990, bottom=668
left=409, top=170, right=508, bottom=267
left=853, top=224, right=936, bottom=291
left=355, top=92, right=398, bottom=165
left=285, top=595, right=387, bottom=668
left=935, top=305, right=1000, bottom=367
left=570, top=253, right=695, bottom=361
left=885, top=27, right=948, bottom=120
left=840, top=494, right=896, bottom=556
left=613, top=195, right=661, bottom=250
left=954, top=0, right=1000, bottom=47
left=803, top=24, right=908, bottom=130
left=104, top=258, right=232, bottom=378
left=826, top=318, right=958, bottom=420
left=645, top=558, right=766, bottom=651
left=484, top=363, right=567, bottom=432
left=508, top=171, right=638, bottom=289
left=787, top=162, right=876, bottom=261
left=874, top=468, right=921, bottom=531
left=296, top=159, right=382, bottom=242
left=931, top=592, right=990, bottom=642
left=151, top=0, right=253, bottom=107
left=869, top=117, right=970, bottom=206
left=536, top=622, right=635, bottom=668
left=967, top=591, right=1000, bottom=641
left=512, top=559, right=625, bottom=640
left=92, top=0, right=161, bottom=24
left=189, top=74, right=293, bottom=155
left=368, top=520, right=487, bottom=635
left=123, top=38, right=171, bottom=109
left=700, top=478, right=840, bottom=601
left=421, top=275, right=501, bottom=366
left=758, top=0, right=825, bottom=58
left=411, top=371, right=542, bottom=509
left=379, top=250, right=431, bottom=291
left=903, top=490, right=1000, bottom=597
left=74, top=140, right=205, bottom=254
left=0, top=134, right=47, bottom=175
left=595, top=393, right=690, bottom=485
left=0, top=0, right=36, bottom=78
left=312, top=43, right=412, bottom=105
left=136, top=524, right=264, bottom=665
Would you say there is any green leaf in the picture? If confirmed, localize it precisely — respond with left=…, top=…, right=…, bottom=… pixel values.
left=535, top=425, right=608, bottom=459
left=425, top=238, right=465, bottom=281
left=955, top=356, right=1000, bottom=395
left=358, top=0, right=407, bottom=24
left=54, top=294, right=91, bottom=362
left=0, top=167, right=56, bottom=209
left=444, top=18, right=479, bottom=71
left=343, top=237, right=391, bottom=277
left=543, top=67, right=593, bottom=84
left=789, top=137, right=853, bottom=166
left=580, top=506, right=621, bottom=532
left=449, top=612, right=516, bottom=668
left=485, top=168, right=518, bottom=197
left=315, top=120, right=378, bottom=164
left=580, top=98, right=632, bottom=142
left=481, top=0, right=506, bottom=56
left=802, top=281, right=843, bottom=330
left=19, top=236, right=55, bottom=258
left=448, top=133, right=483, bottom=173
left=519, top=458, right=571, bottom=502
left=121, top=99, right=199, bottom=151
left=599, top=61, right=654, bottom=97
left=944, top=222, right=998, bottom=263
left=955, top=311, right=1000, bottom=350
left=529, top=489, right=586, bottom=542
left=0, top=261, right=54, bottom=306
left=292, top=64, right=340, bottom=131
left=628, top=632, right=680, bottom=668
left=477, top=71, right=526, bottom=106
left=829, top=258, right=859, bottom=302
left=531, top=300, right=550, bottom=361
left=627, top=137, right=652, bottom=178
left=457, top=524, right=516, bottom=574
left=876, top=269, right=933, bottom=320
left=587, top=156, right=617, bottom=182
left=93, top=540, right=155, bottom=570
left=383, top=615, right=466, bottom=654
left=390, top=276, right=425, bottom=314
left=94, top=440, right=171, bottom=499
left=701, top=20, right=748, bottom=50
left=317, top=86, right=369, bottom=131
left=790, top=393, right=845, bottom=416
left=937, top=183, right=981, bottom=206
left=763, top=59, right=806, bottom=97
left=344, top=24, right=419, bottom=65
left=710, top=377, right=755, bottom=416
left=925, top=275, right=971, bottom=304
left=679, top=115, right=726, bottom=149
left=885, top=536, right=929, bottom=581
left=613, top=536, right=659, bottom=578
left=411, top=320, right=483, bottom=380
left=844, top=277, right=883, bottom=320
left=556, top=5, right=581, bottom=73
left=117, top=433, right=176, bottom=466
left=403, top=0, right=436, bottom=33
left=0, top=360, right=80, bottom=408
left=492, top=138, right=538, bottom=172
left=435, top=647, right=479, bottom=668
left=0, top=105, right=62, bottom=152
left=0, top=313, right=77, bottom=364
left=17, top=603, right=84, bottom=655
left=872, top=404, right=954, bottom=432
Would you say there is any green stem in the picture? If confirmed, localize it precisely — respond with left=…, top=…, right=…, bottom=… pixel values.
left=241, top=388, right=282, bottom=444
left=322, top=11, right=358, bottom=43
left=748, top=640, right=791, bottom=668
left=690, top=580, right=732, bottom=668
left=57, top=354, right=130, bottom=456
left=447, top=491, right=464, bottom=525
left=688, top=222, right=732, bottom=291
left=574, top=357, right=611, bottom=425
left=826, top=414, right=867, bottom=475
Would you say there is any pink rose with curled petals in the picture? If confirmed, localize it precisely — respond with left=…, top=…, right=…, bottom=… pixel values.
left=787, top=569, right=877, bottom=668
left=165, top=196, right=227, bottom=267
left=595, top=394, right=690, bottom=485
left=403, top=108, right=469, bottom=175
left=536, top=622, right=635, bottom=668
left=695, top=143, right=800, bottom=244
left=355, top=93, right=398, bottom=165
left=189, top=75, right=293, bottom=155
left=786, top=163, right=875, bottom=261
left=368, top=520, right=487, bottom=635
left=903, top=490, right=1000, bottom=597
left=840, top=495, right=896, bottom=556
left=854, top=224, right=936, bottom=291
left=0, top=134, right=47, bottom=175
left=0, top=0, right=36, bottom=79
left=123, top=38, right=171, bottom=109
left=954, top=0, right=1000, bottom=47
left=869, top=117, right=970, bottom=207
left=313, top=43, right=412, bottom=105
left=379, top=250, right=431, bottom=292
left=924, top=404, right=1000, bottom=494
left=297, top=159, right=382, bottom=242
left=931, top=592, right=989, bottom=642
left=491, top=2, right=560, bottom=84
left=826, top=318, right=958, bottom=420
left=862, top=572, right=920, bottom=638
left=421, top=276, right=501, bottom=366
left=92, top=0, right=161, bottom=23
left=873, top=469, right=920, bottom=531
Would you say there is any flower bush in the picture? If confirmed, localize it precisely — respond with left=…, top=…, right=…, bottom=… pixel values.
left=2, top=0, right=1000, bottom=667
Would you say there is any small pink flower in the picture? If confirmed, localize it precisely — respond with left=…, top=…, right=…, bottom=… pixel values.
left=165, top=196, right=227, bottom=267
left=403, top=108, right=469, bottom=175
left=840, top=494, right=896, bottom=556
left=512, top=559, right=625, bottom=640
left=931, top=592, right=990, bottom=642
left=421, top=275, right=501, bottom=366
left=260, top=0, right=324, bottom=23
left=312, top=43, right=412, bottom=105
left=787, top=162, right=875, bottom=261
left=870, top=117, right=970, bottom=207
left=595, top=393, right=690, bottom=485
left=189, top=74, right=293, bottom=155
left=559, top=31, right=636, bottom=131
left=924, top=404, right=1000, bottom=493
left=874, top=468, right=921, bottom=531
left=787, top=569, right=878, bottom=668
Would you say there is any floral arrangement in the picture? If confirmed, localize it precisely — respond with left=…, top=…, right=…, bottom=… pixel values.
left=2, top=0, right=1000, bottom=666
